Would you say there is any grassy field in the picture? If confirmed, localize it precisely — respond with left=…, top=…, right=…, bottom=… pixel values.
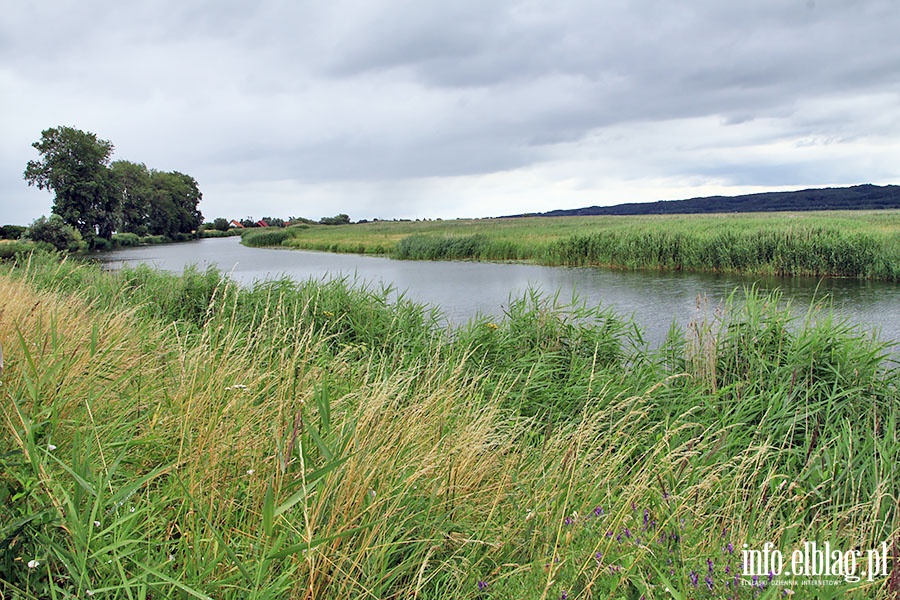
left=1, top=251, right=898, bottom=598
left=242, top=211, right=900, bottom=280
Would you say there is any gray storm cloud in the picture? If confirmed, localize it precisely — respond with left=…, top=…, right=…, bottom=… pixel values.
left=2, top=0, right=898, bottom=223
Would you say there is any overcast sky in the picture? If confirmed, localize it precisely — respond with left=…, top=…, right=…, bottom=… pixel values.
left=2, top=0, right=899, bottom=225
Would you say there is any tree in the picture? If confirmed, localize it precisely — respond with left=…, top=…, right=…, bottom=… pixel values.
left=24, top=215, right=86, bottom=252
left=212, top=217, right=230, bottom=231
left=0, top=225, right=26, bottom=240
left=110, top=160, right=153, bottom=236
left=320, top=213, right=351, bottom=225
left=261, top=216, right=286, bottom=227
left=147, top=171, right=203, bottom=238
left=24, top=126, right=118, bottom=242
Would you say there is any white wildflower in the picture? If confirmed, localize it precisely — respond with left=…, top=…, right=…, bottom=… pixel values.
left=47, top=444, right=57, bottom=451
left=27, top=559, right=39, bottom=569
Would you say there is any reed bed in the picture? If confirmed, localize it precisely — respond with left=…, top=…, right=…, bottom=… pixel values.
left=245, top=212, right=900, bottom=280
left=0, top=251, right=898, bottom=598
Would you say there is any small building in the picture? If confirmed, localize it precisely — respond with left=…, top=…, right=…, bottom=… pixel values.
left=229, top=220, right=244, bottom=228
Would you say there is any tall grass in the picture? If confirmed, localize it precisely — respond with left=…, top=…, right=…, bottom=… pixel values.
left=1, top=251, right=898, bottom=598
left=248, top=212, right=900, bottom=280
left=545, top=225, right=900, bottom=279
left=241, top=228, right=294, bottom=248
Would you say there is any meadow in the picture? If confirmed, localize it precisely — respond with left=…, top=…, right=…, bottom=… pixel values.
left=0, top=251, right=898, bottom=598
left=241, top=211, right=900, bottom=280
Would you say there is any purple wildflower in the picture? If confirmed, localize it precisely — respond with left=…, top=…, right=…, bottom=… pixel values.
left=477, top=581, right=488, bottom=592
left=705, top=574, right=714, bottom=590
left=689, top=571, right=699, bottom=588
left=592, top=506, right=604, bottom=517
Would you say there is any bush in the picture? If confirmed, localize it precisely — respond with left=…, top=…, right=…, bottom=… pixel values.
left=24, top=215, right=86, bottom=252
left=112, top=232, right=141, bottom=247
left=0, top=224, right=26, bottom=240
left=0, top=240, right=45, bottom=260
left=201, top=228, right=242, bottom=238
left=319, top=213, right=351, bottom=225
left=140, top=235, right=170, bottom=245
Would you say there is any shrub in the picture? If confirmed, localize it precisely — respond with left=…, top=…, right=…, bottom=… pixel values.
left=0, top=224, right=26, bottom=240
left=0, top=240, right=46, bottom=260
left=24, top=215, right=86, bottom=252
left=112, top=232, right=141, bottom=247
left=319, top=213, right=351, bottom=225
left=140, top=235, right=169, bottom=244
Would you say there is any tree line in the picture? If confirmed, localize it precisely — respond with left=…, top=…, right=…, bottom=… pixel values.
left=23, top=126, right=203, bottom=249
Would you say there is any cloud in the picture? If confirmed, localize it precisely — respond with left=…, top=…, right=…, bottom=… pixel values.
left=1, top=0, right=899, bottom=225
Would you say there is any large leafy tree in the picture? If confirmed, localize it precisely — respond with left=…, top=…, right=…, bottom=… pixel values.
left=147, top=171, right=203, bottom=238
left=25, top=127, right=204, bottom=245
left=24, top=126, right=119, bottom=241
left=110, top=160, right=153, bottom=236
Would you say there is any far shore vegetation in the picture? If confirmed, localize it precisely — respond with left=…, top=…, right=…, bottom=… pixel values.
left=239, top=210, right=900, bottom=281
left=1, top=250, right=898, bottom=598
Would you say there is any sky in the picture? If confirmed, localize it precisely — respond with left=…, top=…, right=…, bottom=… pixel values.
left=2, top=0, right=899, bottom=225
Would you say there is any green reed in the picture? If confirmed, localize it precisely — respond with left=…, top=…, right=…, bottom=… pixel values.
left=1, top=251, right=897, bottom=598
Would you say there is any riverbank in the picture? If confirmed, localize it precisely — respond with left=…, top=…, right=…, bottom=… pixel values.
left=0, top=227, right=240, bottom=261
left=1, top=251, right=897, bottom=598
left=242, top=211, right=900, bottom=280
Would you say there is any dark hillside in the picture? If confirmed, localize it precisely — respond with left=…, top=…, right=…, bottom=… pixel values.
left=508, top=184, right=900, bottom=217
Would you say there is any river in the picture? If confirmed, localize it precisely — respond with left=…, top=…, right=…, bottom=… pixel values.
left=99, top=236, right=900, bottom=350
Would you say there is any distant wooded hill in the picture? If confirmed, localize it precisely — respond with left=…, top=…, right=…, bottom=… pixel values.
left=506, top=184, right=900, bottom=217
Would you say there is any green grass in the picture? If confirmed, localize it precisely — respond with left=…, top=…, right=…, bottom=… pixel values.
left=0, top=250, right=898, bottom=598
left=244, top=211, right=900, bottom=280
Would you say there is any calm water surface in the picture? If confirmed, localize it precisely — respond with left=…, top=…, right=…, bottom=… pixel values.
left=99, top=237, right=900, bottom=350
